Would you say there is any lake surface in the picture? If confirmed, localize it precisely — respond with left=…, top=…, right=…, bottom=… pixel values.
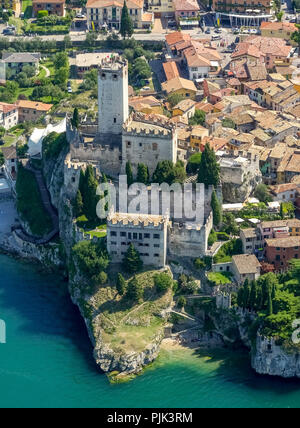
left=1, top=253, right=300, bottom=408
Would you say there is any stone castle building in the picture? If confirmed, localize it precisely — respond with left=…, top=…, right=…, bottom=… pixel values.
left=107, top=210, right=169, bottom=267
left=64, top=54, right=214, bottom=264
left=67, top=55, right=179, bottom=179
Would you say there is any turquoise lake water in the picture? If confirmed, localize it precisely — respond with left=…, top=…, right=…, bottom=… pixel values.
left=1, top=253, right=300, bottom=408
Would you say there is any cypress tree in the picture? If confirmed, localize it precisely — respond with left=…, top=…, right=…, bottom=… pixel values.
left=120, top=1, right=134, bottom=39
left=243, top=279, right=251, bottom=309
left=237, top=287, right=244, bottom=308
left=126, top=161, right=134, bottom=186
left=267, top=291, right=273, bottom=316
left=249, top=281, right=257, bottom=311
left=116, top=273, right=126, bottom=296
left=197, top=143, right=220, bottom=187
left=137, top=163, right=149, bottom=185
left=71, top=107, right=79, bottom=129
left=211, top=189, right=222, bottom=227
left=74, top=189, right=83, bottom=218
left=84, top=165, right=99, bottom=222
left=126, top=276, right=144, bottom=302
left=122, top=243, right=143, bottom=273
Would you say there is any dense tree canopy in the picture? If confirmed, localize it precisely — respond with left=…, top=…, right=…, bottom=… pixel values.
left=197, top=144, right=220, bottom=187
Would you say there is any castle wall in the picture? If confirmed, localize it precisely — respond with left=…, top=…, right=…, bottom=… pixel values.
left=168, top=212, right=213, bottom=258
left=122, top=128, right=178, bottom=176
left=70, top=143, right=121, bottom=177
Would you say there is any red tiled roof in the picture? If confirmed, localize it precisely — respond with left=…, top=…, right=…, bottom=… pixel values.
left=163, top=61, right=180, bottom=81
left=165, top=31, right=191, bottom=47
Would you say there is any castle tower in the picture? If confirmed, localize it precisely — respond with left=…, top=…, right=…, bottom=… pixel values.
left=98, top=55, right=129, bottom=136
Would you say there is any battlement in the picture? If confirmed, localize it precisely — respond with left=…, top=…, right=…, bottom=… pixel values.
left=123, top=112, right=176, bottom=138
left=73, top=143, right=121, bottom=154
left=99, top=54, right=127, bottom=72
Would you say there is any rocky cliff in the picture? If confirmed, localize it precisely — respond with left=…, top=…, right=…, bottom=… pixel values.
left=251, top=336, right=300, bottom=379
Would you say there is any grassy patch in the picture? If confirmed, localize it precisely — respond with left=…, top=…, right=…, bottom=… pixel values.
left=16, top=164, right=53, bottom=237
left=83, top=269, right=173, bottom=355
left=207, top=271, right=233, bottom=286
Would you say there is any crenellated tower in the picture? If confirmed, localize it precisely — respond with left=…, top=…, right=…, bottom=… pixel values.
left=98, top=55, right=129, bottom=136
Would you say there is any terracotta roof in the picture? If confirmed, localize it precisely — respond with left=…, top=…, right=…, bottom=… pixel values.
left=142, top=12, right=153, bottom=22
left=195, top=102, right=214, bottom=113
left=228, top=78, right=241, bottom=86
left=261, top=219, right=300, bottom=229
left=202, top=136, right=228, bottom=151
left=0, top=102, right=17, bottom=114
left=270, top=183, right=300, bottom=195
left=241, top=228, right=257, bottom=239
left=183, top=46, right=211, bottom=68
left=244, top=35, right=292, bottom=57
left=163, top=61, right=179, bottom=81
left=260, top=21, right=297, bottom=32
left=165, top=31, right=191, bottom=47
left=16, top=100, right=53, bottom=112
left=173, top=98, right=195, bottom=112
left=266, top=236, right=300, bottom=248
left=1, top=146, right=16, bottom=160
left=162, top=76, right=197, bottom=94
left=173, top=0, right=200, bottom=12
left=232, top=254, right=261, bottom=274
left=231, top=42, right=263, bottom=59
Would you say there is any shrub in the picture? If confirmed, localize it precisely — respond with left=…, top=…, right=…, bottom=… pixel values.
left=154, top=272, right=173, bottom=293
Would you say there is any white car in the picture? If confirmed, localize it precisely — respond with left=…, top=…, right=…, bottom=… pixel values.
left=67, top=87, right=73, bottom=93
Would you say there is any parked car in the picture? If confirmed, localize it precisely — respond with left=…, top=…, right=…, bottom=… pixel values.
left=67, top=87, right=73, bottom=93
left=205, top=28, right=211, bottom=34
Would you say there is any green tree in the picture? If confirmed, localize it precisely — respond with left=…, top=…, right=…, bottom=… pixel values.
left=72, top=240, right=109, bottom=288
left=291, top=24, right=300, bottom=49
left=126, top=276, right=144, bottom=302
left=126, top=161, right=134, bottom=186
left=53, top=51, right=69, bottom=70
left=177, top=296, right=186, bottom=309
left=189, top=109, right=206, bottom=126
left=167, top=93, right=185, bottom=108
left=254, top=183, right=272, bottom=204
left=74, top=189, right=83, bottom=217
left=122, top=243, right=143, bottom=273
left=276, top=11, right=284, bottom=21
left=137, top=163, right=149, bottom=184
left=82, top=165, right=99, bottom=222
left=71, top=107, right=79, bottom=129
left=120, top=1, right=134, bottom=39
left=116, top=273, right=126, bottom=296
left=267, top=290, right=273, bottom=316
left=249, top=281, right=258, bottom=310
left=152, top=160, right=186, bottom=185
left=186, top=152, right=202, bottom=174
left=211, top=189, right=222, bottom=227
left=197, top=144, right=220, bottom=187
left=222, top=118, right=236, bottom=129
left=154, top=272, right=173, bottom=293
left=243, top=279, right=251, bottom=309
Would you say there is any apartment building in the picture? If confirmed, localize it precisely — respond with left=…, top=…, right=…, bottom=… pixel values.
left=16, top=100, right=53, bottom=123
left=32, top=0, right=65, bottom=16
left=265, top=236, right=300, bottom=271
left=86, top=0, right=152, bottom=30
